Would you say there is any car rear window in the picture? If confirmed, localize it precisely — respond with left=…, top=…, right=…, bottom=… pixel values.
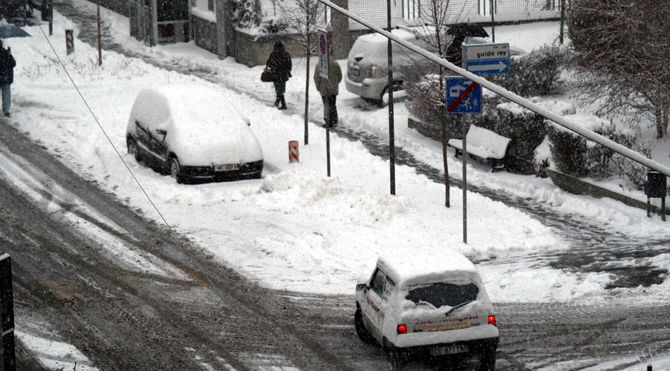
left=406, top=283, right=479, bottom=308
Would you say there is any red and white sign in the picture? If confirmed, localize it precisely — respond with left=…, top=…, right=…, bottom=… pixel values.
left=289, top=140, right=299, bottom=163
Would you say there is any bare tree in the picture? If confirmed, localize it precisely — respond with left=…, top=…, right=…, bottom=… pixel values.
left=407, top=0, right=466, bottom=208
left=279, top=0, right=324, bottom=145
left=569, top=0, right=670, bottom=138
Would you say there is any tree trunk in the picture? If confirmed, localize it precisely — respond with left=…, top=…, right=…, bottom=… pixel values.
left=656, top=106, right=664, bottom=139
left=438, top=68, right=450, bottom=208
left=304, top=35, right=311, bottom=145
left=663, top=106, right=669, bottom=138
left=442, top=118, right=451, bottom=208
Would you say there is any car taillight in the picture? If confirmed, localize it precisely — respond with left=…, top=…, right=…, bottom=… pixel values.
left=368, top=65, right=379, bottom=78
left=397, top=324, right=407, bottom=335
left=488, top=315, right=497, bottom=327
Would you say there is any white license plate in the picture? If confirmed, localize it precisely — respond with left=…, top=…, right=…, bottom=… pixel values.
left=430, top=344, right=467, bottom=356
left=214, top=164, right=240, bottom=171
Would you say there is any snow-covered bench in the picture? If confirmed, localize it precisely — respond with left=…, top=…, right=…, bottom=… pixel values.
left=448, top=125, right=511, bottom=172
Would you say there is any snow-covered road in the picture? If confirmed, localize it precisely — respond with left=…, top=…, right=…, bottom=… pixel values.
left=43, top=0, right=670, bottom=304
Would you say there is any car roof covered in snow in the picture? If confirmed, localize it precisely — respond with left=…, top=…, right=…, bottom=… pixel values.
left=377, top=248, right=479, bottom=289
left=130, top=84, right=247, bottom=130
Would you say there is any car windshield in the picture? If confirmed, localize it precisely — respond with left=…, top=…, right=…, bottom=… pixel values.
left=406, top=283, right=479, bottom=308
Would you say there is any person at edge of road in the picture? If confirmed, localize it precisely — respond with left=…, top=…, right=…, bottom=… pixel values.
left=313, top=46, right=342, bottom=129
left=445, top=31, right=466, bottom=67
left=265, top=41, right=292, bottom=110
left=0, top=39, right=16, bottom=118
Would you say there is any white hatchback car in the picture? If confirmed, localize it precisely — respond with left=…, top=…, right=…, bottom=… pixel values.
left=126, top=85, right=263, bottom=184
left=354, top=252, right=498, bottom=370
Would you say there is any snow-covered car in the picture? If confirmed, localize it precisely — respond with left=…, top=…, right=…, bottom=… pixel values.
left=126, top=85, right=263, bottom=183
left=345, top=29, right=431, bottom=105
left=354, top=252, right=498, bottom=369
left=345, top=26, right=525, bottom=106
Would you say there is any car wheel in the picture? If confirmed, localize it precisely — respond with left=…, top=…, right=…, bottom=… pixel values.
left=386, top=349, right=405, bottom=371
left=378, top=81, right=403, bottom=107
left=169, top=156, right=185, bottom=184
left=127, top=137, right=141, bottom=162
left=354, top=307, right=375, bottom=345
left=477, top=346, right=497, bottom=371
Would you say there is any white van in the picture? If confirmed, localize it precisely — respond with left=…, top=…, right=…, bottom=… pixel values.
left=354, top=252, right=498, bottom=369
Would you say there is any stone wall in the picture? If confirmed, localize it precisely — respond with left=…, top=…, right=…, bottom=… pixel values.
left=234, top=31, right=307, bottom=67
left=547, top=169, right=670, bottom=215
left=192, top=15, right=218, bottom=54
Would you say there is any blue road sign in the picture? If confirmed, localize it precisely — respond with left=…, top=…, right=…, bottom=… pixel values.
left=446, top=77, right=482, bottom=114
left=463, top=43, right=510, bottom=76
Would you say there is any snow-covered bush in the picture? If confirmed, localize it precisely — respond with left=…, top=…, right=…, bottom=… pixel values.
left=491, top=45, right=569, bottom=97
left=547, top=113, right=647, bottom=186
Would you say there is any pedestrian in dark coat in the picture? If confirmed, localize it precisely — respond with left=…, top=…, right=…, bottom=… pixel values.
left=265, top=41, right=292, bottom=110
left=314, top=55, right=342, bottom=128
left=0, top=40, right=16, bottom=117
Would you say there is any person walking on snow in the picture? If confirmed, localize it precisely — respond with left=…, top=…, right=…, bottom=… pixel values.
left=265, top=41, right=292, bottom=110
left=313, top=52, right=342, bottom=128
left=0, top=39, right=16, bottom=118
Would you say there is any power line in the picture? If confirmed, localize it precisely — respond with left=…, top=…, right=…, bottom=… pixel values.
left=37, top=25, right=174, bottom=232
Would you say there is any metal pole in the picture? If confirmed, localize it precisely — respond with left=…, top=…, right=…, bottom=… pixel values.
left=462, top=117, right=467, bottom=244
left=0, top=254, right=15, bottom=371
left=316, top=0, right=670, bottom=177
left=326, top=127, right=331, bottom=176
left=48, top=0, right=53, bottom=35
left=387, top=0, right=396, bottom=195
left=490, top=0, right=495, bottom=43
left=97, top=0, right=102, bottom=65
left=559, top=0, right=565, bottom=44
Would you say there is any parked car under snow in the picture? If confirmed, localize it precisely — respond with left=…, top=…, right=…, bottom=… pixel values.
left=126, top=85, right=264, bottom=184
left=354, top=251, right=499, bottom=370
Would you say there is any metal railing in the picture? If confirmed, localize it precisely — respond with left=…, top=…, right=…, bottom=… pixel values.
left=317, top=0, right=670, bottom=178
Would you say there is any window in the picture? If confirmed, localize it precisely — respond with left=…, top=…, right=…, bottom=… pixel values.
left=383, top=276, right=396, bottom=300
left=406, top=283, right=479, bottom=308
left=208, top=0, right=214, bottom=11
left=370, top=269, right=386, bottom=296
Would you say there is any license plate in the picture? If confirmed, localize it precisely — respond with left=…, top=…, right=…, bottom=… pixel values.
left=430, top=344, right=467, bottom=356
left=214, top=164, right=240, bottom=171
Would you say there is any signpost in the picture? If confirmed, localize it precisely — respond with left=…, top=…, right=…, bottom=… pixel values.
left=447, top=43, right=510, bottom=244
left=462, top=43, right=510, bottom=76
left=0, top=254, right=15, bottom=371
left=446, top=77, right=482, bottom=114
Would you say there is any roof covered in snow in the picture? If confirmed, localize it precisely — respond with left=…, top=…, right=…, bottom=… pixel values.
left=378, top=248, right=479, bottom=289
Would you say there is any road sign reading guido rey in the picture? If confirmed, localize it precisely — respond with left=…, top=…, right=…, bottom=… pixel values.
left=446, top=77, right=482, bottom=114
left=318, top=30, right=329, bottom=79
left=463, top=43, right=510, bottom=76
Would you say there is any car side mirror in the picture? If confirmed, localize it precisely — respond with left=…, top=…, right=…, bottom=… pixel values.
left=356, top=283, right=368, bottom=292
left=156, top=129, right=167, bottom=136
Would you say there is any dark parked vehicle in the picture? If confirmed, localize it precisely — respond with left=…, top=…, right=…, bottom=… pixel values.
left=126, top=85, right=264, bottom=184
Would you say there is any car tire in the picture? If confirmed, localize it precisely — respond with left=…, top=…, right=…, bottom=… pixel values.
left=377, top=81, right=403, bottom=108
left=127, top=137, right=141, bottom=162
left=169, top=155, right=185, bottom=184
left=477, top=346, right=497, bottom=371
left=386, top=349, right=405, bottom=371
left=354, top=307, right=375, bottom=345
